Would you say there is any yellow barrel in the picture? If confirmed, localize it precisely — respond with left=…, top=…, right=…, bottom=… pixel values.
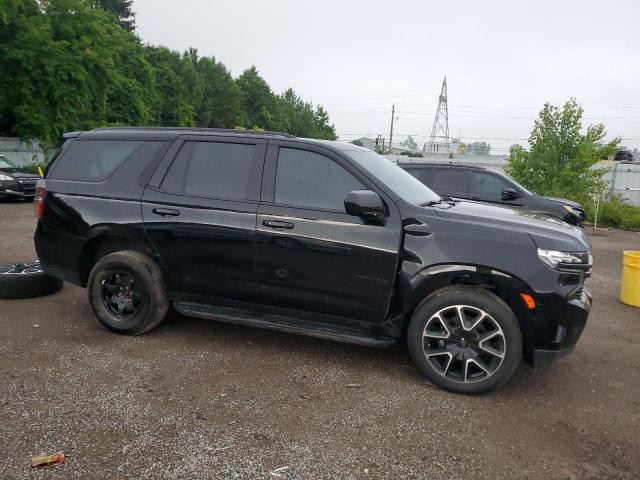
left=620, top=251, right=640, bottom=308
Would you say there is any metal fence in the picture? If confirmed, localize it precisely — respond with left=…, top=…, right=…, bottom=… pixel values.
left=0, top=137, right=52, bottom=166
left=602, top=161, right=640, bottom=206
left=384, top=155, right=640, bottom=207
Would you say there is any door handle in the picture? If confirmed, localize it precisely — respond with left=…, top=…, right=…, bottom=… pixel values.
left=263, top=220, right=294, bottom=229
left=152, top=207, right=180, bottom=217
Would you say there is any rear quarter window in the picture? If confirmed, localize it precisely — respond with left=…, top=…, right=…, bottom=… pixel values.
left=49, top=140, right=144, bottom=181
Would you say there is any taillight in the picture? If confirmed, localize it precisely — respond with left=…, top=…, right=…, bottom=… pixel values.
left=34, top=179, right=46, bottom=219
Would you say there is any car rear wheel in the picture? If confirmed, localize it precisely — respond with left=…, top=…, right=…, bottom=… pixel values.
left=407, top=285, right=522, bottom=394
left=87, top=251, right=168, bottom=335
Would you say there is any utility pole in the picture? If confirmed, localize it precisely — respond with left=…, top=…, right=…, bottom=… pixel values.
left=389, top=104, right=395, bottom=155
left=426, top=76, right=450, bottom=157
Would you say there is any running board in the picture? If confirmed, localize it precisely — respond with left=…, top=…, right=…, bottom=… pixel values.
left=173, top=301, right=397, bottom=348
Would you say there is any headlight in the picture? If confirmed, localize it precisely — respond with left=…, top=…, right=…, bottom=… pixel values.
left=537, top=248, right=591, bottom=269
left=0, top=174, right=13, bottom=181
left=563, top=205, right=579, bottom=214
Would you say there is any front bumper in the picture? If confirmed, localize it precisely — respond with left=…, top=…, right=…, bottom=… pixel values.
left=0, top=179, right=37, bottom=198
left=532, top=286, right=592, bottom=368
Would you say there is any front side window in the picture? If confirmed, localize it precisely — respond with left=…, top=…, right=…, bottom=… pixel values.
left=468, top=171, right=511, bottom=195
left=49, top=140, right=143, bottom=181
left=275, top=148, right=364, bottom=211
left=162, top=141, right=256, bottom=200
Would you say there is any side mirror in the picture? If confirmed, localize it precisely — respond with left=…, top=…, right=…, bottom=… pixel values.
left=344, top=190, right=384, bottom=222
left=501, top=187, right=521, bottom=200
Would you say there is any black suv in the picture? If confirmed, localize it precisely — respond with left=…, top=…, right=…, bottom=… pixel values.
left=0, top=155, right=40, bottom=199
left=34, top=128, right=593, bottom=394
left=399, top=162, right=586, bottom=226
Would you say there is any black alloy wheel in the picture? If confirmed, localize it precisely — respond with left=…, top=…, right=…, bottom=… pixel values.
left=88, top=251, right=169, bottom=335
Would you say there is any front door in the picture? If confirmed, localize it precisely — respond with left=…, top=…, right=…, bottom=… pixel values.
left=466, top=170, right=526, bottom=207
left=253, top=142, right=402, bottom=323
left=141, top=136, right=266, bottom=302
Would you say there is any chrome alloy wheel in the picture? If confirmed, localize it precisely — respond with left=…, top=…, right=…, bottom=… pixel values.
left=422, top=305, right=506, bottom=384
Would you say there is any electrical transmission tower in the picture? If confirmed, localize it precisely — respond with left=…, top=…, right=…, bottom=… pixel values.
left=425, top=76, right=449, bottom=157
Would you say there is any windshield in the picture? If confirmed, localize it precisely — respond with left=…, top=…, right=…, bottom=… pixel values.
left=346, top=150, right=441, bottom=205
left=0, top=156, right=19, bottom=169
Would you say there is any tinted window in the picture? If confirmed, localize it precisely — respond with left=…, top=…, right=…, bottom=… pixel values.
left=430, top=168, right=465, bottom=192
left=275, top=148, right=364, bottom=211
left=50, top=140, right=143, bottom=181
left=163, top=141, right=256, bottom=200
left=468, top=171, right=511, bottom=195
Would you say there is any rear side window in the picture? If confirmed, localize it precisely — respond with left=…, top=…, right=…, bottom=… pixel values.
left=275, top=148, right=364, bottom=211
left=49, top=140, right=143, bottom=181
left=411, top=168, right=464, bottom=192
left=161, top=141, right=256, bottom=200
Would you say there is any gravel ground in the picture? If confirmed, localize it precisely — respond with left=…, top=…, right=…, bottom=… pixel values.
left=1, top=200, right=639, bottom=479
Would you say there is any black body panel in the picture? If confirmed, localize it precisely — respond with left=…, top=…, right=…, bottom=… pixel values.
left=35, top=127, right=593, bottom=363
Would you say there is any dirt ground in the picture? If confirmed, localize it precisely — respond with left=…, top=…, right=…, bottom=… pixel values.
left=1, top=201, right=639, bottom=479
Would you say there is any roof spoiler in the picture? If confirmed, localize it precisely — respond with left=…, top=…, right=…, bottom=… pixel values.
left=62, top=131, right=82, bottom=139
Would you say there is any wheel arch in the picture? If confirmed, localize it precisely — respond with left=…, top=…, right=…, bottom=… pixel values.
left=78, top=231, right=160, bottom=287
left=395, top=263, right=537, bottom=363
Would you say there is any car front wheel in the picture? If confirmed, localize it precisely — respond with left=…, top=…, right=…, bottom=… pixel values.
left=407, top=285, right=522, bottom=394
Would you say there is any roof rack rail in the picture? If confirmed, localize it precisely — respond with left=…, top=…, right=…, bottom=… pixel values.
left=91, top=126, right=297, bottom=138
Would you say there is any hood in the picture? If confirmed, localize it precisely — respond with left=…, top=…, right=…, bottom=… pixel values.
left=433, top=200, right=590, bottom=252
left=542, top=195, right=583, bottom=209
left=0, top=167, right=40, bottom=178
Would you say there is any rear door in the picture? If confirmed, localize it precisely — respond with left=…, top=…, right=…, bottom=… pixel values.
left=253, top=141, right=402, bottom=324
left=141, top=135, right=266, bottom=302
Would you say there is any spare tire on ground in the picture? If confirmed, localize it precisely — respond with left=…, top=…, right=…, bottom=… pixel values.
left=0, top=261, right=63, bottom=299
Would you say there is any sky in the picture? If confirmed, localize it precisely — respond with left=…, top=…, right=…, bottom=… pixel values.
left=133, top=0, right=640, bottom=154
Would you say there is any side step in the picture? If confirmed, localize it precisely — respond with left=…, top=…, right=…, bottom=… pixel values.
left=173, top=301, right=397, bottom=348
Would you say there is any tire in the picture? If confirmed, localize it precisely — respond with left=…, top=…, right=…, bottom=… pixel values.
left=0, top=260, right=63, bottom=299
left=407, top=285, right=522, bottom=394
left=87, top=251, right=168, bottom=335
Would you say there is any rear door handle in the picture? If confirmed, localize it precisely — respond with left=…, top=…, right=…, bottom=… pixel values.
left=152, top=207, right=180, bottom=217
left=263, top=220, right=294, bottom=229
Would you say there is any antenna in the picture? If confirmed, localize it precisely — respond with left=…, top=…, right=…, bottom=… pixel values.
left=425, top=76, right=449, bottom=157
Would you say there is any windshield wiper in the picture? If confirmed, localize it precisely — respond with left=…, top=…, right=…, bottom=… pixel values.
left=422, top=196, right=458, bottom=207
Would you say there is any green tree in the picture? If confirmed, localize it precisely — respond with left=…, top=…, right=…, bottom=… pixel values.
left=194, top=56, right=242, bottom=128
left=504, top=98, right=619, bottom=202
left=95, top=0, right=135, bottom=32
left=144, top=46, right=196, bottom=126
left=0, top=1, right=337, bottom=143
left=0, top=0, right=147, bottom=141
left=236, top=66, right=275, bottom=130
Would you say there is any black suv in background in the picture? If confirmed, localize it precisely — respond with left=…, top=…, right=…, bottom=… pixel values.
left=399, top=162, right=586, bottom=226
left=35, top=128, right=593, bottom=394
left=0, top=155, right=40, bottom=199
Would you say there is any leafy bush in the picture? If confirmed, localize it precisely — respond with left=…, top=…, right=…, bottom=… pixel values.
left=584, top=196, right=640, bottom=230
